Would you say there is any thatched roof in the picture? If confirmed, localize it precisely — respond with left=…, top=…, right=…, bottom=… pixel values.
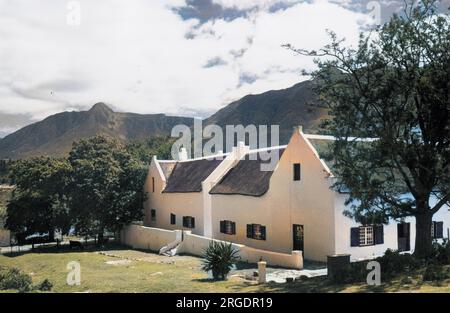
left=209, top=149, right=285, bottom=197
left=163, top=159, right=223, bottom=193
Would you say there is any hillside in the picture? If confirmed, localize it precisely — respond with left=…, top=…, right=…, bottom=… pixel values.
left=0, top=103, right=194, bottom=159
left=0, top=79, right=328, bottom=159
left=204, top=80, right=327, bottom=144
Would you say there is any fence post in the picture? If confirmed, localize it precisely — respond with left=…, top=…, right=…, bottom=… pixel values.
left=258, top=261, right=267, bottom=284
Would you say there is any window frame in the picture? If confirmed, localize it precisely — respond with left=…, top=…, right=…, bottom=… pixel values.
left=359, top=226, right=374, bottom=246
left=247, top=223, right=266, bottom=241
left=432, top=221, right=444, bottom=239
left=220, top=220, right=236, bottom=235
left=170, top=213, right=176, bottom=225
left=150, top=209, right=156, bottom=222
left=293, top=163, right=301, bottom=181
left=183, top=216, right=195, bottom=229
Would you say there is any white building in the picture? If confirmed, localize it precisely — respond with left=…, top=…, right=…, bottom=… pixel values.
left=143, top=127, right=450, bottom=262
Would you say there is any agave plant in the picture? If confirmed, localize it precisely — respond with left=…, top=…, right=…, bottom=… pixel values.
left=201, top=241, right=240, bottom=280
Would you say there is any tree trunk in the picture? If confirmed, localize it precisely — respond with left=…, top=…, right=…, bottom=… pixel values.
left=48, top=228, right=55, bottom=242
left=97, top=232, right=104, bottom=246
left=414, top=212, right=433, bottom=258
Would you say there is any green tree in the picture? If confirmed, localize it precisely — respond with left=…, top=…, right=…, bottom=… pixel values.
left=68, top=135, right=146, bottom=241
left=126, top=136, right=175, bottom=164
left=287, top=0, right=450, bottom=257
left=0, top=159, right=13, bottom=184
left=6, top=157, right=71, bottom=241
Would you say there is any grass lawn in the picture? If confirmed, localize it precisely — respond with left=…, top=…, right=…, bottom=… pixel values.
left=0, top=244, right=449, bottom=293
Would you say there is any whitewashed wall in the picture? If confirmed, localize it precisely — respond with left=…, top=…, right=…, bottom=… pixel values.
left=334, top=194, right=450, bottom=261
left=178, top=231, right=303, bottom=269
left=122, top=225, right=303, bottom=269
left=120, top=225, right=181, bottom=251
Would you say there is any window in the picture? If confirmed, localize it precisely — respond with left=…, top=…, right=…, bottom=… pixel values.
left=293, top=163, right=301, bottom=181
left=220, top=220, right=236, bottom=235
left=183, top=216, right=195, bottom=229
left=432, top=221, right=444, bottom=239
left=247, top=224, right=266, bottom=240
left=151, top=209, right=156, bottom=221
left=359, top=226, right=374, bottom=246
left=351, top=225, right=384, bottom=247
left=152, top=177, right=155, bottom=193
left=170, top=213, right=176, bottom=225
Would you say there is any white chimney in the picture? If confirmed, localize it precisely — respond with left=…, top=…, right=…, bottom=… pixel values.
left=178, top=147, right=188, bottom=161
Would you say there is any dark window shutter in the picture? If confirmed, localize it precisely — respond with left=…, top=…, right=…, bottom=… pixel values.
left=220, top=221, right=225, bottom=233
left=436, top=222, right=444, bottom=239
left=182, top=216, right=187, bottom=228
left=350, top=227, right=360, bottom=247
left=231, top=222, right=236, bottom=235
left=293, top=164, right=301, bottom=181
left=247, top=224, right=253, bottom=238
left=170, top=214, right=176, bottom=225
left=374, top=225, right=384, bottom=245
left=191, top=217, right=195, bottom=229
left=261, top=226, right=266, bottom=241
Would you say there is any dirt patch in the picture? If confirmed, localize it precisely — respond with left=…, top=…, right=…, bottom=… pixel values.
left=97, top=250, right=203, bottom=269
left=106, top=259, right=132, bottom=266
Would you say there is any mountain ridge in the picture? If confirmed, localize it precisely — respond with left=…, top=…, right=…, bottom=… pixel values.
left=0, top=80, right=327, bottom=159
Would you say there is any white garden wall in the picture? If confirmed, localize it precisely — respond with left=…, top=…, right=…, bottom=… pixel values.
left=178, top=232, right=303, bottom=269
left=121, top=225, right=303, bottom=269
left=120, top=225, right=181, bottom=251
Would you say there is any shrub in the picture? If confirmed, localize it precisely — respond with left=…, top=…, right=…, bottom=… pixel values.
left=431, top=240, right=450, bottom=265
left=422, top=263, right=447, bottom=282
left=201, top=241, right=240, bottom=280
left=330, top=249, right=422, bottom=284
left=0, top=267, right=32, bottom=292
left=376, top=249, right=420, bottom=279
left=36, top=279, right=53, bottom=291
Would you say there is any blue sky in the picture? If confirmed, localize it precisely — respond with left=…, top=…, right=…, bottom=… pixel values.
left=0, top=0, right=447, bottom=137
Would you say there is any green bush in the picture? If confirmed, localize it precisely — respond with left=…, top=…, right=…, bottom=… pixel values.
left=431, top=239, right=450, bottom=265
left=36, top=279, right=53, bottom=291
left=376, top=249, right=420, bottom=279
left=201, top=241, right=240, bottom=280
left=329, top=261, right=365, bottom=284
left=330, top=249, right=422, bottom=284
left=0, top=267, right=32, bottom=292
left=422, top=263, right=447, bottom=282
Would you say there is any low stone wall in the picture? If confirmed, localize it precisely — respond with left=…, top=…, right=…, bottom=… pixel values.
left=179, top=231, right=303, bottom=269
left=120, top=225, right=180, bottom=251
left=0, top=229, right=10, bottom=247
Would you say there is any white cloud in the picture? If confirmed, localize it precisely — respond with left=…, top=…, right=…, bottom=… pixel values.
left=0, top=0, right=373, bottom=129
left=211, top=0, right=301, bottom=10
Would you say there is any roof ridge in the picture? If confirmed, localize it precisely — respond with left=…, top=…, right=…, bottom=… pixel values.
left=156, top=145, right=288, bottom=162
